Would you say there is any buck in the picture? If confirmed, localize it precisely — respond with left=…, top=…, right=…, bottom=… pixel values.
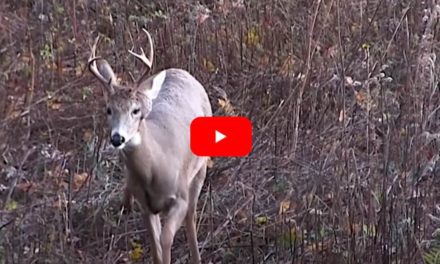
left=87, top=29, right=212, bottom=264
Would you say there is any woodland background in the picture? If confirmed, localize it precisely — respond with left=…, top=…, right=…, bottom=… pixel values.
left=1, top=0, right=440, bottom=263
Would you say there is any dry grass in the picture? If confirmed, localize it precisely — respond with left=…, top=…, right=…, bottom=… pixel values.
left=1, top=0, right=440, bottom=263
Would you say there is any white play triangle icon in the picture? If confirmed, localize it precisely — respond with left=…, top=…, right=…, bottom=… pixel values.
left=215, top=130, right=226, bottom=143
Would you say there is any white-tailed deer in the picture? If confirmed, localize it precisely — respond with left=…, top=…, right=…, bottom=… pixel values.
left=88, top=29, right=212, bottom=264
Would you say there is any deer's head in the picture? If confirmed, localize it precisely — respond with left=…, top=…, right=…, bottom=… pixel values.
left=88, top=29, right=165, bottom=149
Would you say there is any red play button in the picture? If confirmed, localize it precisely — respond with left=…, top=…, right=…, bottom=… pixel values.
left=190, top=117, right=252, bottom=157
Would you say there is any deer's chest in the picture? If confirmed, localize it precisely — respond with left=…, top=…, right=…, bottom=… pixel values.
left=127, top=164, right=178, bottom=214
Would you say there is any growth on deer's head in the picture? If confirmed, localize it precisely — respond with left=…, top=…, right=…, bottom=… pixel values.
left=88, top=29, right=164, bottom=149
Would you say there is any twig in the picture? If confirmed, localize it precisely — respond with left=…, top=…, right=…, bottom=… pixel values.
left=0, top=219, right=14, bottom=230
left=200, top=195, right=253, bottom=254
left=292, top=0, right=322, bottom=154
left=2, top=78, right=84, bottom=123
left=25, top=30, right=35, bottom=141
left=3, top=146, right=37, bottom=210
left=369, top=6, right=411, bottom=78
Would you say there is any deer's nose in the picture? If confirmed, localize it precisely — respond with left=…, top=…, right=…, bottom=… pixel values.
left=111, top=133, right=125, bottom=147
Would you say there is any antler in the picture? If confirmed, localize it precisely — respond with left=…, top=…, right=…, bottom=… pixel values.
left=88, top=35, right=116, bottom=87
left=128, top=28, right=154, bottom=84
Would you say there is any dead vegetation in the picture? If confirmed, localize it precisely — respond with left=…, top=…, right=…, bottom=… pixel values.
left=1, top=0, right=440, bottom=263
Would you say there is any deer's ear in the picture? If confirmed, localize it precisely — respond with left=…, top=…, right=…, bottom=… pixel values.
left=137, top=70, right=166, bottom=100
left=95, top=59, right=117, bottom=96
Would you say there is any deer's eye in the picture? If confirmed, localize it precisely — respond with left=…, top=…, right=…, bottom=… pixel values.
left=132, top=108, right=141, bottom=115
left=106, top=107, right=112, bottom=115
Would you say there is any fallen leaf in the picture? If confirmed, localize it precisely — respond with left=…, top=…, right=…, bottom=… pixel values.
left=354, top=90, right=372, bottom=111
left=75, top=62, right=84, bottom=77
left=47, top=62, right=58, bottom=70
left=197, top=13, right=210, bottom=24
left=21, top=55, right=31, bottom=63
left=6, top=110, right=21, bottom=119
left=279, top=55, right=295, bottom=77
left=237, top=215, right=248, bottom=224
left=255, top=215, right=268, bottom=225
left=245, top=27, right=261, bottom=47
left=279, top=200, right=291, bottom=215
left=15, top=181, right=33, bottom=193
left=52, top=199, right=63, bottom=210
left=129, top=241, right=144, bottom=262
left=82, top=129, right=93, bottom=142
left=355, top=90, right=366, bottom=104
left=400, top=128, right=407, bottom=136
left=5, top=98, right=21, bottom=120
left=338, top=110, right=346, bottom=122
left=5, top=199, right=18, bottom=211
left=345, top=76, right=354, bottom=86
left=73, top=172, right=89, bottom=191
left=362, top=43, right=371, bottom=50
left=202, top=58, right=217, bottom=73
left=308, top=208, right=323, bottom=215
left=218, top=98, right=235, bottom=115
left=304, top=239, right=332, bottom=252
left=47, top=98, right=62, bottom=110
left=327, top=45, right=338, bottom=58
left=362, top=224, right=376, bottom=236
left=236, top=207, right=249, bottom=224
left=259, top=54, right=269, bottom=68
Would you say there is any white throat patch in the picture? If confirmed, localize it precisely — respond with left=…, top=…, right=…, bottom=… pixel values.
left=127, top=132, right=142, bottom=147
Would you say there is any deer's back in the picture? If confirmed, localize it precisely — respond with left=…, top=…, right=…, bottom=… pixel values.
left=146, top=68, right=211, bottom=156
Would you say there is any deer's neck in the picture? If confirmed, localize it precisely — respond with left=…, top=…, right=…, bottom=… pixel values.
left=120, top=120, right=155, bottom=175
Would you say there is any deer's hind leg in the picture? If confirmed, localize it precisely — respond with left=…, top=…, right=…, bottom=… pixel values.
left=185, top=164, right=207, bottom=264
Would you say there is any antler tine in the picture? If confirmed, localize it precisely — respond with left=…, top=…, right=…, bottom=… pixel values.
left=88, top=35, right=110, bottom=85
left=128, top=28, right=154, bottom=83
left=143, top=28, right=154, bottom=69
left=128, top=47, right=151, bottom=69
left=88, top=35, right=99, bottom=62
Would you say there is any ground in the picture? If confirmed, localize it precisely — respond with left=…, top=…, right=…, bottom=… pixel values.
left=1, top=0, right=440, bottom=263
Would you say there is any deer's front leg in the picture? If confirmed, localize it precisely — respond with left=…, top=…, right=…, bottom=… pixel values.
left=121, top=184, right=132, bottom=214
left=161, top=197, right=188, bottom=264
left=143, top=212, right=163, bottom=264
left=135, top=187, right=163, bottom=263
